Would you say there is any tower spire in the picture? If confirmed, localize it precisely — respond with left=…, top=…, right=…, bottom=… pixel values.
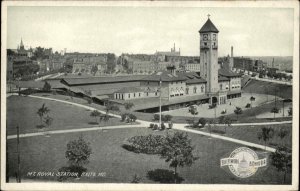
left=20, top=38, right=23, bottom=47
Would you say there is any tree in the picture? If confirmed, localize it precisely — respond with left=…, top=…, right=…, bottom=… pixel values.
left=198, top=118, right=207, bottom=128
left=160, top=132, right=198, bottom=183
left=270, top=146, right=292, bottom=184
left=277, top=128, right=289, bottom=145
left=224, top=117, right=232, bottom=134
left=271, top=107, right=279, bottom=119
left=124, top=102, right=134, bottom=111
left=250, top=96, right=255, bottom=108
left=164, top=115, right=173, bottom=122
left=106, top=53, right=116, bottom=74
left=153, top=114, right=160, bottom=121
left=234, top=107, right=243, bottom=121
left=37, top=103, right=50, bottom=126
left=65, top=136, right=92, bottom=167
left=188, top=106, right=198, bottom=120
left=43, top=81, right=51, bottom=92
left=91, top=65, right=98, bottom=76
left=288, top=107, right=292, bottom=116
left=90, top=110, right=100, bottom=123
left=105, top=102, right=120, bottom=118
left=258, top=127, right=274, bottom=150
left=44, top=116, right=53, bottom=128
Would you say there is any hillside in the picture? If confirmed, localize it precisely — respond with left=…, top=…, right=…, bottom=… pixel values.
left=242, top=79, right=292, bottom=99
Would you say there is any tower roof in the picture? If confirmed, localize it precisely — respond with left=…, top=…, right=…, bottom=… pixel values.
left=199, top=18, right=219, bottom=33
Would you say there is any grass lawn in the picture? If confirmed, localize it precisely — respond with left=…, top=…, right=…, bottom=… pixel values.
left=6, top=128, right=291, bottom=184
left=6, top=95, right=126, bottom=135
left=189, top=123, right=292, bottom=149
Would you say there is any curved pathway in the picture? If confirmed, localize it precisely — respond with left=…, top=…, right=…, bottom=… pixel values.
left=8, top=95, right=292, bottom=152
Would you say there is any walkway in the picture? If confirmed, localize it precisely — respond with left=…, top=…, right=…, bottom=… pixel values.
left=251, top=76, right=292, bottom=86
left=7, top=124, right=141, bottom=140
left=8, top=95, right=293, bottom=152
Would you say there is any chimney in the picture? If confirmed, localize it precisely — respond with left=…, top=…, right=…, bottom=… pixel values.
left=231, top=46, right=233, bottom=57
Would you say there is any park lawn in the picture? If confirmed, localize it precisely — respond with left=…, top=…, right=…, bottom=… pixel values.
left=7, top=128, right=290, bottom=184
left=6, top=95, right=125, bottom=135
left=189, top=123, right=292, bottom=149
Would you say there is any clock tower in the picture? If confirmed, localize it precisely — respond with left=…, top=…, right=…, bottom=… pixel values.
left=199, top=16, right=219, bottom=93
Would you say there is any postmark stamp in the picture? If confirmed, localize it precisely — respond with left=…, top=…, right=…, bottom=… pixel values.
left=220, top=147, right=267, bottom=178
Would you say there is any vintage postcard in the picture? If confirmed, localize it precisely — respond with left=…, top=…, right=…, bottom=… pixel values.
left=1, top=1, right=299, bottom=191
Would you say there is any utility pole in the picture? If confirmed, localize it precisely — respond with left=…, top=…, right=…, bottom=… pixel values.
left=16, top=126, right=21, bottom=183
left=159, top=76, right=162, bottom=129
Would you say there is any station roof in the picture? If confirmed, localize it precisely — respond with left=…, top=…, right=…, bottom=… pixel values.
left=141, top=71, right=186, bottom=82
left=61, top=75, right=146, bottom=86
left=218, top=68, right=242, bottom=77
left=114, top=87, right=144, bottom=93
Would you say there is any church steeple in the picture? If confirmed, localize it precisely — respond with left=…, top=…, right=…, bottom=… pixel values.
left=20, top=38, right=24, bottom=50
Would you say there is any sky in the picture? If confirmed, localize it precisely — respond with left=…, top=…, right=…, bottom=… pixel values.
left=7, top=6, right=294, bottom=57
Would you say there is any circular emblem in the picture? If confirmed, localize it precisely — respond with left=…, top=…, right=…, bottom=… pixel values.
left=228, top=147, right=259, bottom=178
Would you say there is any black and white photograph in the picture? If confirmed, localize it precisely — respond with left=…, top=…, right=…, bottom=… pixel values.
left=1, top=1, right=299, bottom=191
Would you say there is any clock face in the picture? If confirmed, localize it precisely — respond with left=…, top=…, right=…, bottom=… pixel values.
left=213, top=34, right=216, bottom=40
left=203, top=34, right=208, bottom=40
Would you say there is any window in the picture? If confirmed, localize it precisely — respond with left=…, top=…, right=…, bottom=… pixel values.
left=155, top=92, right=158, bottom=96
left=122, top=94, right=124, bottom=100
left=194, top=86, right=197, bottom=93
left=186, top=87, right=189, bottom=94
left=204, top=42, right=207, bottom=46
left=220, top=84, right=223, bottom=90
left=201, top=86, right=204, bottom=93
left=128, top=94, right=130, bottom=98
left=139, top=93, right=141, bottom=97
left=134, top=93, right=136, bottom=97
left=146, top=92, right=149, bottom=96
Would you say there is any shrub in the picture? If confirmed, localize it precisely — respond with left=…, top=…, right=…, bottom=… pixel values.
left=123, top=134, right=166, bottom=154
left=168, top=122, right=173, bottom=129
left=186, top=119, right=198, bottom=128
left=121, top=113, right=128, bottom=122
left=271, top=107, right=279, bottom=114
left=149, top=123, right=155, bottom=129
left=153, top=114, right=160, bottom=121
left=147, top=169, right=184, bottom=183
left=129, top=114, right=137, bottom=122
left=288, top=107, right=292, bottom=116
left=164, top=115, right=173, bottom=122
left=161, top=123, right=166, bottom=130
left=198, top=118, right=207, bottom=127
left=153, top=124, right=158, bottom=130
left=245, top=103, right=251, bottom=108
